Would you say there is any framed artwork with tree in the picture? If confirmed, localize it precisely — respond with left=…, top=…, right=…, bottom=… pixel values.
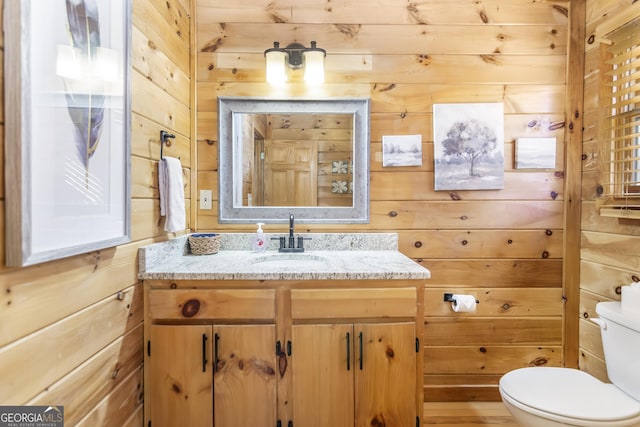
left=433, top=103, right=504, bottom=191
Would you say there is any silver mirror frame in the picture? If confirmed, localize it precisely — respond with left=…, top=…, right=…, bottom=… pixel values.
left=218, top=97, right=370, bottom=224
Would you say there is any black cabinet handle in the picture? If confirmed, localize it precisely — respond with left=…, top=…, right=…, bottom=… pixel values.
left=202, top=333, right=208, bottom=373
left=214, top=333, right=220, bottom=372
left=346, top=332, right=351, bottom=371
left=358, top=331, right=363, bottom=370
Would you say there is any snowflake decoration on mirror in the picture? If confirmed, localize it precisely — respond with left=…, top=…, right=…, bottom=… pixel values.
left=332, top=180, right=348, bottom=193
left=332, top=160, right=349, bottom=174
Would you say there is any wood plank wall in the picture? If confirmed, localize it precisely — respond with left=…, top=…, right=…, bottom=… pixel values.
left=580, top=0, right=640, bottom=382
left=0, top=0, right=192, bottom=425
left=195, top=0, right=572, bottom=401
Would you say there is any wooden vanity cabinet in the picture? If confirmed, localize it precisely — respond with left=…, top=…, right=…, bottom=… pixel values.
left=148, top=324, right=213, bottom=427
left=144, top=281, right=424, bottom=427
left=291, top=322, right=416, bottom=427
left=289, top=287, right=420, bottom=427
left=145, top=286, right=277, bottom=427
left=149, top=324, right=277, bottom=427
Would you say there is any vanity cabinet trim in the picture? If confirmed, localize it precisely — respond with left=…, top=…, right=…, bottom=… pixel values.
left=149, top=289, right=276, bottom=321
left=291, top=287, right=417, bottom=319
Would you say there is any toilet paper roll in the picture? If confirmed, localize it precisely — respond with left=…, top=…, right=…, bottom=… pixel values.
left=451, top=294, right=477, bottom=313
left=621, top=283, right=640, bottom=314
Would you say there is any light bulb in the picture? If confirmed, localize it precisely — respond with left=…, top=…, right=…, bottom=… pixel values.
left=303, top=49, right=325, bottom=85
left=266, top=50, right=287, bottom=85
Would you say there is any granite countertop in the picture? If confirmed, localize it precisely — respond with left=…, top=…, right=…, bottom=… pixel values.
left=138, top=233, right=431, bottom=281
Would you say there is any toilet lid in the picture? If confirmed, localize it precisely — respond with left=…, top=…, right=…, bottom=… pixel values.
left=500, top=367, right=640, bottom=422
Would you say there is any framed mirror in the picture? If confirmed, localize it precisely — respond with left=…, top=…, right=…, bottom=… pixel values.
left=218, top=97, right=370, bottom=223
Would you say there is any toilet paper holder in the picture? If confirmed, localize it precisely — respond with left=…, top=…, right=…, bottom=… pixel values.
left=444, top=293, right=480, bottom=306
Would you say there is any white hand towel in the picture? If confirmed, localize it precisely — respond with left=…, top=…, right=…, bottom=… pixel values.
left=159, top=156, right=186, bottom=233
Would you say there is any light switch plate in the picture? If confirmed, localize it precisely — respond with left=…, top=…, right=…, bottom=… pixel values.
left=200, top=190, right=212, bottom=210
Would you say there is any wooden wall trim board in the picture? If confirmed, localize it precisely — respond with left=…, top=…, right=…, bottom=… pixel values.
left=205, top=53, right=568, bottom=85
left=198, top=23, right=568, bottom=55
left=197, top=0, right=569, bottom=26
left=423, top=259, right=563, bottom=287
left=196, top=82, right=568, bottom=113
left=563, top=0, right=586, bottom=369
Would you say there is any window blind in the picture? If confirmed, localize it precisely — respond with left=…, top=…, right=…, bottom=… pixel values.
left=599, top=18, right=640, bottom=215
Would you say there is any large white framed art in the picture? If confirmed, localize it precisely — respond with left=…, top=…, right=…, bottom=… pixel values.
left=4, top=0, right=132, bottom=266
left=433, top=103, right=504, bottom=191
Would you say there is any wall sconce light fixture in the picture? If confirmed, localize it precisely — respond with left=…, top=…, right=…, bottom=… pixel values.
left=264, top=41, right=326, bottom=85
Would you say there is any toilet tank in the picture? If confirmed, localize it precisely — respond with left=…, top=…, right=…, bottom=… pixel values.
left=595, top=301, right=640, bottom=401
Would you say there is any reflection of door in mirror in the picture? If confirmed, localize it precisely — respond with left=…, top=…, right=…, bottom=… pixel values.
left=264, top=140, right=318, bottom=206
left=239, top=112, right=354, bottom=207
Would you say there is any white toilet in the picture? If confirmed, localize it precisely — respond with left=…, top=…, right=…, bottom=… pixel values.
left=499, top=301, right=640, bottom=426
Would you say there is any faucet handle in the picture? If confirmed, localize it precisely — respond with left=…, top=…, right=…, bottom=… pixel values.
left=296, top=236, right=312, bottom=249
left=271, top=236, right=286, bottom=249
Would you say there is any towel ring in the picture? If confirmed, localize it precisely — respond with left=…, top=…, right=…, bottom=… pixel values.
left=160, top=130, right=176, bottom=160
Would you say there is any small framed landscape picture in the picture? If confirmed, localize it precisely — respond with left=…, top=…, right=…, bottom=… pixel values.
left=382, top=134, right=422, bottom=167
left=515, top=137, right=556, bottom=169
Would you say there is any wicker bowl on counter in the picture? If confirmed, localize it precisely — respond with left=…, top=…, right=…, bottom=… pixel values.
left=188, top=233, right=221, bottom=255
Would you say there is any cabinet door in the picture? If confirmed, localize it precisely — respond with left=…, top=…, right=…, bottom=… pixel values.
left=213, top=324, right=277, bottom=427
left=291, top=324, right=354, bottom=427
left=355, top=322, right=416, bottom=427
left=149, top=325, right=213, bottom=427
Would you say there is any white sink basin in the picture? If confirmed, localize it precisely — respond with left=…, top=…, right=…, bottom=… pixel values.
left=252, top=253, right=329, bottom=269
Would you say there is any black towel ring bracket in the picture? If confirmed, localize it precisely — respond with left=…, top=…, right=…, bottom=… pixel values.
left=160, top=130, right=176, bottom=160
